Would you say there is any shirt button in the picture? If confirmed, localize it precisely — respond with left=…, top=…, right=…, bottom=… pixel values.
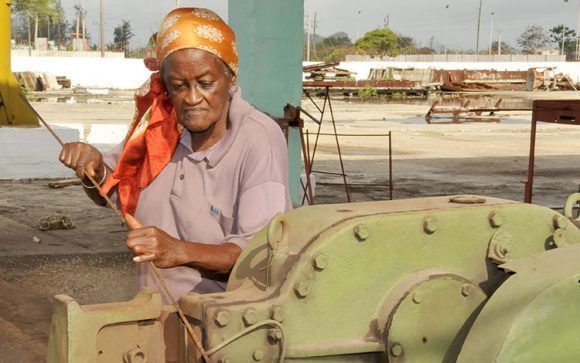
left=179, top=174, right=185, bottom=180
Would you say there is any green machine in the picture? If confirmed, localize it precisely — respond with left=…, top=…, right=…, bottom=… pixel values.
left=47, top=193, right=580, bottom=362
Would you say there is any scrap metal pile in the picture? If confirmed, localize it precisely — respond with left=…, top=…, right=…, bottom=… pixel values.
left=303, top=63, right=579, bottom=95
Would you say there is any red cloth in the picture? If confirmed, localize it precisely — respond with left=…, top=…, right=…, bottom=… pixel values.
left=100, top=73, right=180, bottom=215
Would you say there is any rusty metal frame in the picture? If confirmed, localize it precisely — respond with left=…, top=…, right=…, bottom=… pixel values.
left=425, top=98, right=532, bottom=123
left=524, top=100, right=580, bottom=203
left=300, top=86, right=394, bottom=205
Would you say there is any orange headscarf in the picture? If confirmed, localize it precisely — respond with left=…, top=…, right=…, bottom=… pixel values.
left=101, top=8, right=239, bottom=215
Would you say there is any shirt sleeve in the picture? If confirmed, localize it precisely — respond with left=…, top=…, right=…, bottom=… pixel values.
left=223, top=118, right=292, bottom=250
left=101, top=141, right=124, bottom=203
left=225, top=181, right=288, bottom=250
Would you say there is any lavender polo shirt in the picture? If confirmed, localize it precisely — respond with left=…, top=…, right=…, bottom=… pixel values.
left=103, top=89, right=292, bottom=302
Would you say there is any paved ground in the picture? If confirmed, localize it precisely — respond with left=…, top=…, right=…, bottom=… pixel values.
left=1, top=90, right=580, bottom=361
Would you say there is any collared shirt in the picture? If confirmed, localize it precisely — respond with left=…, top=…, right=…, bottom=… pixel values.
left=103, top=89, right=292, bottom=302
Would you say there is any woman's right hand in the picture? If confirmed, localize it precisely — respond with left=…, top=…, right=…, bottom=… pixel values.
left=59, top=142, right=105, bottom=181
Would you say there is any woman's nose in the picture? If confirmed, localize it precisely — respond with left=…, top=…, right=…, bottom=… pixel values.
left=184, top=85, right=203, bottom=105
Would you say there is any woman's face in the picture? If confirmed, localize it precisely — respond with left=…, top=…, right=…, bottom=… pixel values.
left=163, top=48, right=235, bottom=135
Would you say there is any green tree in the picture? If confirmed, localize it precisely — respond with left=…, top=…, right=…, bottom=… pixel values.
left=549, top=24, right=576, bottom=55
left=517, top=25, right=550, bottom=54
left=396, top=34, right=416, bottom=54
left=113, top=19, right=134, bottom=52
left=355, top=28, right=399, bottom=56
left=491, top=41, right=516, bottom=55
left=12, top=0, right=58, bottom=47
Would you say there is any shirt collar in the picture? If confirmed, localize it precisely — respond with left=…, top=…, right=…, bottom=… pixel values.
left=177, top=87, right=253, bottom=166
left=207, top=87, right=254, bottom=168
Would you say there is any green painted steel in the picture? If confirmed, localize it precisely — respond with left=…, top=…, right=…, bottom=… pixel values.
left=46, top=195, right=580, bottom=361
left=458, top=244, right=580, bottom=363
left=228, top=0, right=304, bottom=205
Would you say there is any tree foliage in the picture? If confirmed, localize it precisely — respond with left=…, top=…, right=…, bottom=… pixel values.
left=490, top=41, right=516, bottom=55
left=355, top=28, right=399, bottom=56
left=113, top=19, right=134, bottom=49
left=549, top=24, right=577, bottom=55
left=517, top=25, right=550, bottom=54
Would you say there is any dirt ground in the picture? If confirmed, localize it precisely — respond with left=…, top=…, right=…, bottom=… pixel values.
left=1, top=90, right=580, bottom=361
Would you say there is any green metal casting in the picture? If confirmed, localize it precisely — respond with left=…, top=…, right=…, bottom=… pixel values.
left=47, top=194, right=580, bottom=362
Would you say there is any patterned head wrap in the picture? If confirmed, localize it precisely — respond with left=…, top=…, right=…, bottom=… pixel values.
left=156, top=8, right=239, bottom=74
left=101, top=7, right=239, bottom=216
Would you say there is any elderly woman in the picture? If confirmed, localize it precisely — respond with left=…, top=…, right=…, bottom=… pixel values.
left=59, top=8, right=292, bottom=302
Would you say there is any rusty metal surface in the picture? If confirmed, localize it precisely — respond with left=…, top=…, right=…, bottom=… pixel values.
left=432, top=69, right=527, bottom=84
left=303, top=80, right=422, bottom=90
left=525, top=100, right=580, bottom=203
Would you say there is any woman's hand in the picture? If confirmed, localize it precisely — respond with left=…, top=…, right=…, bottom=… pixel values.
left=124, top=214, right=188, bottom=268
left=59, top=142, right=104, bottom=181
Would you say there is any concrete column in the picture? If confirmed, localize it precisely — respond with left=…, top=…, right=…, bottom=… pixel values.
left=228, top=0, right=304, bottom=205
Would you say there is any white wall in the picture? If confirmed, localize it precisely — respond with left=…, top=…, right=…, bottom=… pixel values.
left=11, top=56, right=151, bottom=89
left=0, top=126, right=79, bottom=179
left=12, top=57, right=580, bottom=88
left=338, top=61, right=580, bottom=82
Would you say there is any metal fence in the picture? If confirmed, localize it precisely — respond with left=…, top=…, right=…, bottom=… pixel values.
left=345, top=54, right=567, bottom=62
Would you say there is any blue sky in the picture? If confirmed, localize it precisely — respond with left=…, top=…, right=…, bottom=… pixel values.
left=60, top=0, right=577, bottom=51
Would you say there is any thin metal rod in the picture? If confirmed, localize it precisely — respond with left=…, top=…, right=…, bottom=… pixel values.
left=388, top=131, right=393, bottom=200
left=21, top=94, right=211, bottom=362
left=525, top=113, right=537, bottom=204
left=327, top=88, right=350, bottom=202
left=302, top=130, right=313, bottom=205
left=298, top=123, right=314, bottom=205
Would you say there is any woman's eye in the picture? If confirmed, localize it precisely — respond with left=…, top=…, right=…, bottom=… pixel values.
left=199, top=81, right=214, bottom=89
left=172, top=83, right=186, bottom=90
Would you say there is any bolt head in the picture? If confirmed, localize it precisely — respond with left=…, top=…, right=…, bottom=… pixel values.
left=354, top=224, right=370, bottom=241
left=313, top=254, right=328, bottom=270
left=553, top=228, right=567, bottom=247
left=489, top=211, right=504, bottom=228
left=268, top=328, right=283, bottom=341
left=554, top=215, right=569, bottom=229
left=243, top=308, right=257, bottom=326
left=253, top=350, right=264, bottom=361
left=215, top=310, right=230, bottom=327
left=294, top=282, right=310, bottom=297
left=461, top=284, right=472, bottom=297
left=271, top=306, right=284, bottom=322
left=390, top=343, right=403, bottom=357
left=412, top=292, right=422, bottom=304
left=423, top=217, right=438, bottom=234
left=220, top=358, right=231, bottom=363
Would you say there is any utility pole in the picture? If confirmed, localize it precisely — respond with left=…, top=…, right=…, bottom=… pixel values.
left=356, top=10, right=361, bottom=40
left=562, top=0, right=569, bottom=56
left=498, top=30, right=502, bottom=55
left=312, top=11, right=317, bottom=60
left=100, top=0, right=104, bottom=57
left=475, top=0, right=483, bottom=58
left=576, top=1, right=580, bottom=60
left=444, top=4, right=449, bottom=56
left=306, top=10, right=311, bottom=61
left=386, top=14, right=390, bottom=29
left=488, top=11, right=494, bottom=55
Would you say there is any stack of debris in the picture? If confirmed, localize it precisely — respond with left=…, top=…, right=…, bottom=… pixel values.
left=14, top=72, right=71, bottom=91
left=526, top=67, right=577, bottom=91
left=303, top=62, right=355, bottom=81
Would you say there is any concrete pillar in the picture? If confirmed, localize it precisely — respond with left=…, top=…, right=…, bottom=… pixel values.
left=228, top=0, right=304, bottom=205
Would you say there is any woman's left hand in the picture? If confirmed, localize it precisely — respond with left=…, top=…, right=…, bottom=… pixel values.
left=124, top=214, right=188, bottom=268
